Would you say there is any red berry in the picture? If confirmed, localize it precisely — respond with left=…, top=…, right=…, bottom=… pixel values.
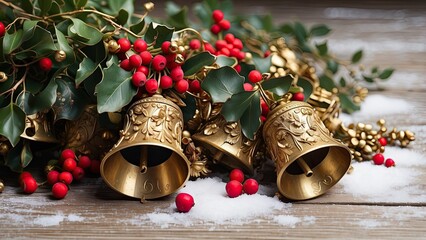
left=234, top=64, right=241, bottom=73
left=39, top=57, right=52, bottom=72
left=78, top=156, right=91, bottom=169
left=58, top=171, right=73, bottom=185
left=378, top=137, right=388, bottom=147
left=161, top=41, right=171, bottom=54
left=19, top=171, right=33, bottom=183
left=237, top=51, right=246, bottom=61
left=261, top=99, right=269, bottom=116
left=260, top=115, right=267, bottom=122
left=117, top=52, right=127, bottom=61
left=139, top=51, right=153, bottom=65
left=218, top=48, right=230, bottom=57
left=61, top=149, right=75, bottom=161
left=218, top=19, right=231, bottom=31
left=152, top=55, right=167, bottom=72
left=0, top=22, right=5, bottom=38
left=230, top=48, right=241, bottom=59
left=204, top=42, right=216, bottom=54
left=21, top=177, right=38, bottom=194
left=145, top=79, right=158, bottom=94
left=224, top=33, right=235, bottom=44
left=170, top=66, right=184, bottom=82
left=90, top=159, right=101, bottom=175
left=226, top=180, right=243, bottom=198
left=136, top=65, right=150, bottom=76
left=385, top=158, right=395, bottom=168
left=210, top=24, right=221, bottom=35
left=52, top=182, right=68, bottom=199
left=243, top=178, right=259, bottom=195
left=133, top=39, right=148, bottom=53
left=264, top=50, right=271, bottom=58
left=129, top=54, right=142, bottom=68
left=175, top=193, right=195, bottom=213
left=243, top=83, right=254, bottom=91
left=63, top=158, right=77, bottom=172
left=229, top=169, right=245, bottom=183
left=72, top=167, right=85, bottom=181
left=47, top=170, right=60, bottom=185
left=132, top=71, right=147, bottom=87
left=166, top=54, right=180, bottom=69
left=189, top=39, right=201, bottom=50
left=291, top=92, right=305, bottom=101
left=248, top=70, right=262, bottom=83
left=117, top=38, right=131, bottom=53
left=160, top=75, right=173, bottom=89
left=174, top=79, right=189, bottom=94
left=215, top=40, right=227, bottom=50
left=212, top=10, right=224, bottom=23
left=233, top=38, right=243, bottom=50
left=189, top=80, right=202, bottom=93
left=120, top=59, right=132, bottom=71
left=372, top=153, right=385, bottom=165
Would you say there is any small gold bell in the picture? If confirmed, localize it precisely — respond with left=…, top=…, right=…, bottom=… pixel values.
left=263, top=101, right=351, bottom=200
left=100, top=95, right=190, bottom=200
left=21, top=112, right=58, bottom=143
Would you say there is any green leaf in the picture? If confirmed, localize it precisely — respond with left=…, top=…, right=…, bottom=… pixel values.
left=240, top=91, right=261, bottom=140
left=297, top=77, right=314, bottom=101
left=327, top=59, right=339, bottom=74
left=351, top=50, right=363, bottom=64
left=116, top=9, right=129, bottom=26
left=339, top=93, right=360, bottom=114
left=0, top=103, right=26, bottom=147
left=221, top=91, right=260, bottom=122
left=21, top=26, right=57, bottom=57
left=181, top=94, right=197, bottom=123
left=53, top=76, right=90, bottom=121
left=261, top=75, right=293, bottom=96
left=69, top=18, right=103, bottom=46
left=74, top=0, right=88, bottom=8
left=319, top=74, right=336, bottom=91
left=96, top=64, right=137, bottom=113
left=144, top=23, right=174, bottom=48
left=193, top=3, right=211, bottom=28
left=3, top=29, right=23, bottom=54
left=252, top=55, right=271, bottom=74
left=130, top=19, right=146, bottom=35
left=55, top=26, right=76, bottom=65
left=362, top=75, right=374, bottom=83
left=294, top=22, right=308, bottom=43
left=339, top=77, right=347, bottom=87
left=182, top=52, right=216, bottom=76
left=215, top=55, right=237, bottom=67
left=21, top=141, right=33, bottom=168
left=201, top=66, right=245, bottom=103
left=17, top=80, right=58, bottom=115
left=280, top=23, right=294, bottom=34
left=310, top=24, right=331, bottom=37
left=20, top=0, right=33, bottom=13
left=75, top=57, right=97, bottom=86
left=22, top=20, right=38, bottom=41
left=5, top=141, right=24, bottom=172
left=239, top=62, right=256, bottom=81
left=166, top=2, right=189, bottom=30
left=48, top=1, right=60, bottom=15
left=316, top=41, right=328, bottom=56
left=83, top=66, right=103, bottom=100
left=107, top=0, right=134, bottom=16
left=379, top=68, right=394, bottom=80
left=38, top=0, right=52, bottom=16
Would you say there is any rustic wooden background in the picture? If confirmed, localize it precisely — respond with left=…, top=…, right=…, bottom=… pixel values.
left=1, top=1, right=426, bottom=239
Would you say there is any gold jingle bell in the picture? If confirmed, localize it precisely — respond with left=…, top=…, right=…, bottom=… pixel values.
left=192, top=116, right=259, bottom=175
left=263, top=101, right=351, bottom=200
left=21, top=112, right=58, bottom=143
left=100, top=95, right=190, bottom=200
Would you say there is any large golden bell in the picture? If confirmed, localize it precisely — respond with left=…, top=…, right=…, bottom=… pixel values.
left=263, top=101, right=351, bottom=200
left=192, top=116, right=259, bottom=175
left=21, top=112, right=58, bottom=143
left=100, top=95, right=190, bottom=200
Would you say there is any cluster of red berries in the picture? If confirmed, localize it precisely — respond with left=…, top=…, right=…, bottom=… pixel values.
left=210, top=10, right=231, bottom=35
left=226, top=169, right=259, bottom=198
left=372, top=137, right=395, bottom=167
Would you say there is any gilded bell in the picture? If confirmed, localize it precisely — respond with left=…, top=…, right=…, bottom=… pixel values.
left=21, top=112, right=58, bottom=143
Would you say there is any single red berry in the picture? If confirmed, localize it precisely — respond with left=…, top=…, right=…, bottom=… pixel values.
left=39, top=57, right=52, bottom=72
left=189, top=80, right=202, bottom=93
left=161, top=41, right=171, bottom=54
left=210, top=24, right=221, bottom=35
left=58, top=171, right=73, bottom=185
left=0, top=22, right=5, bottom=38
left=63, top=158, right=77, bottom=172
left=136, top=65, right=150, bottom=76
left=47, top=170, right=60, bottom=185
left=261, top=99, right=269, bottom=116
left=291, top=92, right=305, bottom=101
left=160, top=75, right=173, bottom=89
left=129, top=54, right=142, bottom=68
left=166, top=54, right=180, bottom=69
left=224, top=33, right=235, bottom=44
left=243, top=83, right=254, bottom=91
left=260, top=115, right=267, bottom=122
left=139, top=51, right=153, bottom=65
left=61, top=149, right=75, bottom=161
left=243, top=178, right=259, bottom=195
left=229, top=169, right=245, bottom=183
left=72, top=167, right=85, bottom=181
left=133, top=39, right=148, bottom=53
left=90, top=159, right=101, bottom=175
left=189, top=39, right=201, bottom=50
left=52, top=182, right=68, bottom=199
left=78, top=155, right=91, bottom=169
left=264, top=50, right=271, bottom=58
left=230, top=48, right=241, bottom=59
left=248, top=70, right=263, bottom=83
left=237, top=51, right=245, bottom=61
left=145, top=79, right=158, bottom=94
left=218, top=48, right=230, bottom=57
left=234, top=64, right=241, bottom=73
left=372, top=153, right=385, bottom=165
left=152, top=55, right=167, bottom=72
left=218, top=19, right=231, bottom=31
left=21, top=177, right=38, bottom=194
left=385, top=158, right=395, bottom=168
left=215, top=40, right=227, bottom=50
left=378, top=137, right=388, bottom=147
left=19, top=171, right=33, bottom=183
left=175, top=193, right=195, bottom=213
left=212, top=10, right=224, bottom=23
left=233, top=38, right=243, bottom=50
left=226, top=180, right=243, bottom=198
left=174, top=79, right=189, bottom=94
left=117, top=38, right=131, bottom=53
left=132, top=71, right=147, bottom=87
left=226, top=43, right=234, bottom=51
left=170, top=66, right=184, bottom=82
left=204, top=42, right=216, bottom=54
left=120, top=59, right=133, bottom=71
left=117, top=52, right=127, bottom=61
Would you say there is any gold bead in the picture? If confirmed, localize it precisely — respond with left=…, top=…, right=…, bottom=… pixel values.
left=360, top=132, right=367, bottom=140
left=377, top=119, right=386, bottom=126
left=107, top=40, right=120, bottom=53
left=144, top=2, right=155, bottom=12
left=54, top=50, right=67, bottom=62
left=365, top=124, right=372, bottom=131
left=350, top=138, right=359, bottom=146
left=0, top=180, right=4, bottom=193
left=363, top=145, right=372, bottom=153
left=0, top=72, right=8, bottom=82
left=182, top=130, right=191, bottom=139
left=359, top=140, right=366, bottom=148
left=175, top=54, right=185, bottom=65
left=357, top=123, right=365, bottom=130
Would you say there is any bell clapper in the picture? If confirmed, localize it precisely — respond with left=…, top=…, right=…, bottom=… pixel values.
left=212, top=151, right=224, bottom=163
left=140, top=146, right=148, bottom=174
left=296, top=158, right=313, bottom=177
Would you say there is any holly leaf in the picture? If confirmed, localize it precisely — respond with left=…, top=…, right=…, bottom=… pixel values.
left=351, top=50, right=363, bottom=64
left=116, top=9, right=129, bottom=26
left=53, top=76, right=90, bottom=121
left=55, top=26, right=76, bottom=65
left=319, top=74, right=336, bottom=91
left=201, top=66, right=245, bottom=103
left=144, top=23, right=174, bottom=48
left=339, top=92, right=360, bottom=114
left=252, top=55, right=271, bottom=74
left=379, top=68, right=394, bottom=80
left=0, top=103, right=26, bottom=147
left=221, top=91, right=259, bottom=122
left=38, top=0, right=52, bottom=16
left=316, top=41, right=328, bottom=56
left=181, top=94, right=197, bottom=123
left=96, top=63, right=137, bottom=113
left=130, top=19, right=146, bottom=35
left=240, top=91, right=261, bottom=140
left=21, top=141, right=33, bottom=168
left=327, top=59, right=339, bottom=74
left=310, top=24, right=331, bottom=37
left=17, top=80, right=58, bottom=115
left=74, top=0, right=88, bottom=9
left=68, top=18, right=103, bottom=46
left=215, top=55, right=237, bottom=67
left=75, top=57, right=97, bottom=86
left=165, top=2, right=189, bottom=30
left=261, top=75, right=293, bottom=96
left=182, top=52, right=216, bottom=76
left=5, top=141, right=24, bottom=172
left=21, top=26, right=57, bottom=57
left=3, top=29, right=23, bottom=54
left=297, top=76, right=314, bottom=101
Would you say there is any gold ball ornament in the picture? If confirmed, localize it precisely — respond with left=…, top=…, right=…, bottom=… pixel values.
left=0, top=71, right=8, bottom=83
left=0, top=142, right=10, bottom=155
left=54, top=50, right=67, bottom=62
left=107, top=40, right=120, bottom=53
left=0, top=180, right=4, bottom=193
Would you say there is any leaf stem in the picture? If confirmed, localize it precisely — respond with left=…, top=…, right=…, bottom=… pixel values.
left=0, top=67, right=28, bottom=97
left=0, top=0, right=42, bottom=19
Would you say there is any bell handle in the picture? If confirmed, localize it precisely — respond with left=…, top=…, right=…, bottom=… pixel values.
left=296, top=158, right=313, bottom=177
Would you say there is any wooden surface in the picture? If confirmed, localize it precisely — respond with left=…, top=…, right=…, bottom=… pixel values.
left=1, top=1, right=426, bottom=239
